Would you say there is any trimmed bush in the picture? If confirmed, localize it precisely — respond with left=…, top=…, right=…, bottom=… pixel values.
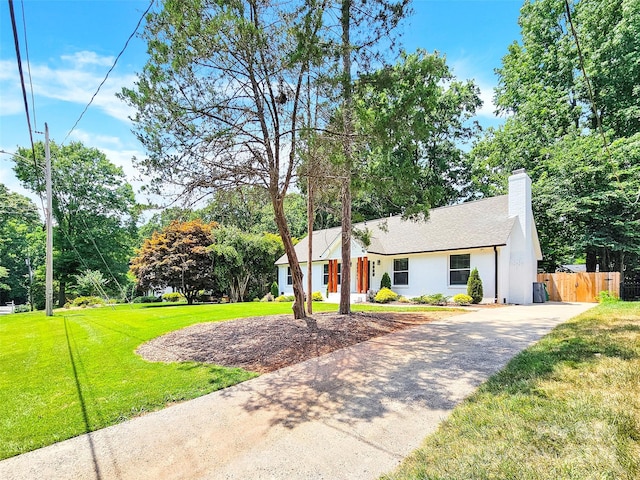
left=375, top=287, right=399, bottom=303
left=274, top=294, right=295, bottom=302
left=380, top=272, right=392, bottom=289
left=467, top=268, right=483, bottom=304
left=312, top=291, right=323, bottom=302
left=72, top=296, right=105, bottom=307
left=132, top=295, right=162, bottom=304
left=162, top=292, right=185, bottom=302
left=270, top=281, right=279, bottom=298
left=452, top=293, right=473, bottom=305
left=414, top=293, right=450, bottom=305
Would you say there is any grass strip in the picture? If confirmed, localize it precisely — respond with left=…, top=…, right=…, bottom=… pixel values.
left=382, top=302, right=640, bottom=480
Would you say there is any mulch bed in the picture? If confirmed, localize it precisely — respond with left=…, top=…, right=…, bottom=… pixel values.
left=136, top=310, right=459, bottom=373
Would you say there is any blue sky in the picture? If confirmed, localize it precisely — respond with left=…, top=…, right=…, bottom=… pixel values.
left=0, top=0, right=523, bottom=204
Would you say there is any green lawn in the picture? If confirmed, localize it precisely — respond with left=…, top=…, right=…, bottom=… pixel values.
left=0, top=301, right=448, bottom=459
left=382, top=301, right=640, bottom=480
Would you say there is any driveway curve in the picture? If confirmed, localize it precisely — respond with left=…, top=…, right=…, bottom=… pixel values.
left=0, top=302, right=595, bottom=480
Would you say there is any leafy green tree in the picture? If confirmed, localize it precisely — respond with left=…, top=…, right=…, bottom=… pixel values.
left=73, top=270, right=109, bottom=297
left=469, top=0, right=640, bottom=272
left=536, top=133, right=640, bottom=275
left=0, top=266, right=9, bottom=295
left=353, top=50, right=482, bottom=219
left=121, top=0, right=332, bottom=319
left=0, top=184, right=43, bottom=305
left=13, top=141, right=138, bottom=305
left=130, top=220, right=217, bottom=305
left=467, top=267, right=483, bottom=304
left=211, top=227, right=284, bottom=302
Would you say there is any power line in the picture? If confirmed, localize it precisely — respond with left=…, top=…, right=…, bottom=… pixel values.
left=62, top=0, right=155, bottom=144
left=7, top=0, right=38, bottom=168
left=20, top=0, right=37, bottom=131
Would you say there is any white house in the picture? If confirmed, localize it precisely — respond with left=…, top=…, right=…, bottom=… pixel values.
left=275, top=169, right=542, bottom=304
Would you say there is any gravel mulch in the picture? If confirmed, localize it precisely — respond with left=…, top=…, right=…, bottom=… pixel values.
left=136, top=310, right=460, bottom=373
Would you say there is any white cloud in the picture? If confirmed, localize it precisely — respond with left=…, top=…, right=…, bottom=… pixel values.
left=0, top=60, right=27, bottom=116
left=69, top=129, right=124, bottom=148
left=0, top=52, right=137, bottom=123
left=61, top=51, right=116, bottom=67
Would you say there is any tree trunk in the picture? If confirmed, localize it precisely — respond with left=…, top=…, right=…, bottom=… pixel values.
left=58, top=281, right=66, bottom=308
left=272, top=194, right=306, bottom=319
left=586, top=247, right=597, bottom=272
left=339, top=0, right=353, bottom=315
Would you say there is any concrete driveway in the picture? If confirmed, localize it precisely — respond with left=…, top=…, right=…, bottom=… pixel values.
left=0, top=302, right=595, bottom=480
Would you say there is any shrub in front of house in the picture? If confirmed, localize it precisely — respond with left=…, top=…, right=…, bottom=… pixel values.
left=414, top=293, right=450, bottom=305
left=467, top=268, right=483, bottom=304
left=270, top=281, right=279, bottom=298
left=162, top=292, right=185, bottom=302
left=380, top=272, right=392, bottom=289
left=375, top=287, right=399, bottom=303
left=452, top=293, right=473, bottom=305
left=312, top=291, right=323, bottom=301
left=275, top=294, right=295, bottom=302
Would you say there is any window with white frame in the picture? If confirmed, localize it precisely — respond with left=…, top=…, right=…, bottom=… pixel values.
left=393, top=258, right=409, bottom=285
left=449, top=254, right=470, bottom=285
left=322, top=263, right=341, bottom=285
left=287, top=267, right=292, bottom=285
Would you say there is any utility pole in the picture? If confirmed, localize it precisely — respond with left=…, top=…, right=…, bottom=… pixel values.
left=45, top=123, right=53, bottom=316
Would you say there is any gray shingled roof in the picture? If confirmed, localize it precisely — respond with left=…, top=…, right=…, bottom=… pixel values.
left=275, top=195, right=515, bottom=264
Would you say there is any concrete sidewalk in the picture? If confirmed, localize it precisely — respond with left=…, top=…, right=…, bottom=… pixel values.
left=0, top=302, right=595, bottom=480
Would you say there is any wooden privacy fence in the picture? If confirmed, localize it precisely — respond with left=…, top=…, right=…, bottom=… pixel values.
left=537, top=272, right=620, bottom=303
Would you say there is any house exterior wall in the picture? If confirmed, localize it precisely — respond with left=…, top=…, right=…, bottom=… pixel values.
left=371, top=249, right=498, bottom=301
left=279, top=248, right=501, bottom=303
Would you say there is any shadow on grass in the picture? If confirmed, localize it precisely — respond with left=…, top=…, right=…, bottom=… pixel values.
left=63, top=316, right=103, bottom=480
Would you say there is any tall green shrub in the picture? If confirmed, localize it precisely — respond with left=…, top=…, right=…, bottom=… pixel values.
left=467, top=267, right=483, bottom=304
left=380, top=272, right=392, bottom=289
left=270, top=281, right=279, bottom=297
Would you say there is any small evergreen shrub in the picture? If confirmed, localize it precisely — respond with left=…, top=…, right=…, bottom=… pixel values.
left=312, top=291, right=324, bottom=302
left=13, top=304, right=31, bottom=313
left=375, top=287, right=399, bottom=303
left=252, top=297, right=261, bottom=302
left=133, top=295, right=162, bottom=304
left=380, top=272, right=392, bottom=289
left=270, top=281, right=280, bottom=298
left=467, top=268, right=483, bottom=304
left=162, top=292, right=185, bottom=302
left=398, top=296, right=411, bottom=303
left=452, top=293, right=473, bottom=305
